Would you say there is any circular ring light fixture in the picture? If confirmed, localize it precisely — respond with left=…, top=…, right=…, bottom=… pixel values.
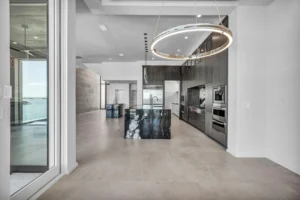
left=151, top=23, right=233, bottom=60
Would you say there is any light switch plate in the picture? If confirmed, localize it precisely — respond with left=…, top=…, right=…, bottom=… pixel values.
left=0, top=86, right=2, bottom=99
left=3, top=85, right=12, bottom=99
left=0, top=108, right=3, bottom=120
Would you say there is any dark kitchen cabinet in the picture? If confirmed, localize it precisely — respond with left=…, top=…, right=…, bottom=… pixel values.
left=205, top=38, right=213, bottom=83
left=212, top=33, right=228, bottom=87
left=180, top=17, right=228, bottom=148
left=164, top=66, right=181, bottom=80
left=205, top=111, right=212, bottom=137
left=144, top=66, right=164, bottom=85
left=195, top=60, right=206, bottom=86
left=205, top=83, right=213, bottom=113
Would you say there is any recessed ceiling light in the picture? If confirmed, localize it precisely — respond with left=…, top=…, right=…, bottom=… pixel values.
left=177, top=49, right=180, bottom=52
left=185, top=36, right=188, bottom=39
left=34, top=36, right=38, bottom=39
left=109, top=58, right=112, bottom=60
left=99, top=24, right=108, bottom=31
left=12, top=41, right=17, bottom=44
left=197, top=14, right=202, bottom=18
left=119, top=53, right=124, bottom=56
left=152, top=58, right=154, bottom=60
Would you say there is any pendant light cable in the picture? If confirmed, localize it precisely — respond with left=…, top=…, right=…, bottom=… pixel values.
left=153, top=0, right=165, bottom=40
left=194, top=0, right=198, bottom=24
left=214, top=0, right=223, bottom=25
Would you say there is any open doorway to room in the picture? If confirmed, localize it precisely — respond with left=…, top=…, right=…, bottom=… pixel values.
left=105, top=80, right=137, bottom=113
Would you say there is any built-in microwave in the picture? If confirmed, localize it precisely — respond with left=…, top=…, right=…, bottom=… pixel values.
left=212, top=105, right=226, bottom=123
left=213, top=85, right=227, bottom=104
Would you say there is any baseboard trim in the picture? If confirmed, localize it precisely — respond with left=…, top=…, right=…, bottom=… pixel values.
left=66, top=162, right=78, bottom=174
left=226, top=149, right=237, bottom=157
left=29, top=173, right=64, bottom=200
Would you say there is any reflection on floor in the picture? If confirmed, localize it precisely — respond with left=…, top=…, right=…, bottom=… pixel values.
left=39, top=110, right=300, bottom=200
left=11, top=122, right=47, bottom=166
left=10, top=173, right=42, bottom=195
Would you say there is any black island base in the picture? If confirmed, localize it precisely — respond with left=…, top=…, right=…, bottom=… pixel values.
left=124, top=108, right=171, bottom=139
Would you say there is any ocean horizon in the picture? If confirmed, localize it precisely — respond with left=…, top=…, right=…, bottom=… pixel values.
left=22, top=98, right=48, bottom=122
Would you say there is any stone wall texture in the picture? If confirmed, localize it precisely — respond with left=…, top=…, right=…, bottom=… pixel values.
left=76, top=68, right=100, bottom=114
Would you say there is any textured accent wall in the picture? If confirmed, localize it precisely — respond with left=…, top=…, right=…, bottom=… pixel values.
left=76, top=68, right=100, bottom=114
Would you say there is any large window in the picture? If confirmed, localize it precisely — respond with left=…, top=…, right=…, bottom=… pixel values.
left=10, top=0, right=60, bottom=198
left=22, top=60, right=48, bottom=122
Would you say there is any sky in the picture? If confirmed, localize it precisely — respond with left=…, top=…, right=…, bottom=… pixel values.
left=22, top=60, right=47, bottom=98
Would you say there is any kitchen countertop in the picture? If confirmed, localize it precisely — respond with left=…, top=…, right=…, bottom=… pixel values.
left=124, top=108, right=171, bottom=139
left=126, top=105, right=165, bottom=110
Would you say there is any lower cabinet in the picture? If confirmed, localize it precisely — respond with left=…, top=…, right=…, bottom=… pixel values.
left=211, top=128, right=227, bottom=147
left=205, top=111, right=212, bottom=137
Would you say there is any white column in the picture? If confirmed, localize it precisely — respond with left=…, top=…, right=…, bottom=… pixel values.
left=227, top=6, right=267, bottom=157
left=61, top=0, right=78, bottom=174
left=0, top=0, right=10, bottom=199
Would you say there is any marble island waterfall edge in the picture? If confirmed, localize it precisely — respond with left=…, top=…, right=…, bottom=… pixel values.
left=124, top=109, right=171, bottom=139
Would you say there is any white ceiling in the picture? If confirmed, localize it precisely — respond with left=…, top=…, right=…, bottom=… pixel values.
left=76, top=14, right=221, bottom=63
left=76, top=0, right=273, bottom=63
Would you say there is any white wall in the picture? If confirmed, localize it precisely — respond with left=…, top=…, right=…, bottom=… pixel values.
left=86, top=60, right=182, bottom=106
left=265, top=0, right=300, bottom=175
left=228, top=6, right=267, bottom=158
left=228, top=0, right=300, bottom=175
left=86, top=62, right=143, bottom=106
left=227, top=7, right=238, bottom=156
left=107, top=83, right=130, bottom=109
left=0, top=0, right=10, bottom=198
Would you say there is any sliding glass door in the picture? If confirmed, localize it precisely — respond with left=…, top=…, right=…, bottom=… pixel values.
left=10, top=0, right=60, bottom=199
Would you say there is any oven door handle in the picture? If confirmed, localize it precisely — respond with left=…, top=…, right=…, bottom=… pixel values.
left=213, top=107, right=226, bottom=111
left=212, top=119, right=226, bottom=126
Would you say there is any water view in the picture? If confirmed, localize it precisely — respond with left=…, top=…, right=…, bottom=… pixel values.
left=22, top=98, right=48, bottom=122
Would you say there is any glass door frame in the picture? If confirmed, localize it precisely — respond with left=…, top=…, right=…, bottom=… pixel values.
left=10, top=0, right=61, bottom=199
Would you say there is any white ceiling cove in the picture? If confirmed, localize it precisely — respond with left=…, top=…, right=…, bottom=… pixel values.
left=76, top=0, right=274, bottom=63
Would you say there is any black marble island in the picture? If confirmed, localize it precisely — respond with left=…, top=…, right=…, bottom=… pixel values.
left=124, top=107, right=171, bottom=139
left=106, top=104, right=124, bottom=118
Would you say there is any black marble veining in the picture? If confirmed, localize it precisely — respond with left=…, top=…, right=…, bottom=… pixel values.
left=124, top=109, right=171, bottom=139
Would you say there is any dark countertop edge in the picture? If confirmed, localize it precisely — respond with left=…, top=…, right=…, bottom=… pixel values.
left=125, top=108, right=171, bottom=111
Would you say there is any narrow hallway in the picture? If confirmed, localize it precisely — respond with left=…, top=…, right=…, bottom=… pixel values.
left=39, top=110, right=300, bottom=200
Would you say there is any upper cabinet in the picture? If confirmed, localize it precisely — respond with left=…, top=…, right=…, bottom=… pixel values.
left=143, top=65, right=181, bottom=86
left=211, top=33, right=228, bottom=86
left=205, top=37, right=213, bottom=83
left=164, top=66, right=181, bottom=80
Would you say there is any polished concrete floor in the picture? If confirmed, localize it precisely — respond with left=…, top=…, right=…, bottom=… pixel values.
left=39, top=110, right=300, bottom=200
